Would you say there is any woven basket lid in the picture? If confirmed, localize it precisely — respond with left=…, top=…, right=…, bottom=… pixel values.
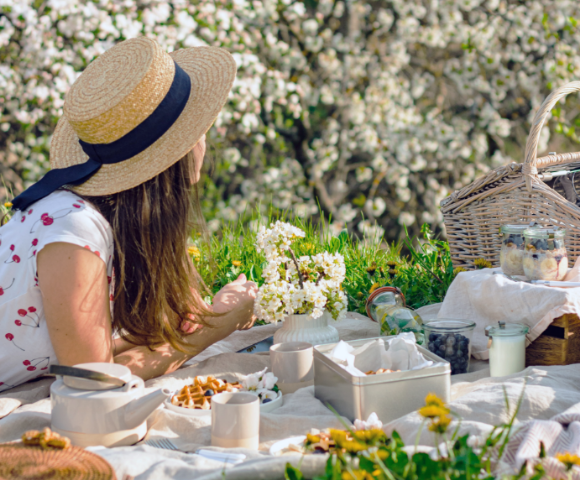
left=0, top=443, right=116, bottom=480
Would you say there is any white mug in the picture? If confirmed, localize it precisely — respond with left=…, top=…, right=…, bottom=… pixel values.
left=211, top=392, right=260, bottom=450
left=270, top=341, right=314, bottom=394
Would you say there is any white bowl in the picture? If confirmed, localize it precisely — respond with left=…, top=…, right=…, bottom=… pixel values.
left=269, top=435, right=307, bottom=456
left=164, top=391, right=283, bottom=416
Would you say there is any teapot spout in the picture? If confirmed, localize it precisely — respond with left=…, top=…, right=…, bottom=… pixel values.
left=124, top=388, right=172, bottom=429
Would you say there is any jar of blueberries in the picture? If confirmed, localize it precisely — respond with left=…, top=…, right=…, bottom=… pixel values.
left=423, top=319, right=475, bottom=375
left=522, top=227, right=568, bottom=281
left=500, top=224, right=528, bottom=276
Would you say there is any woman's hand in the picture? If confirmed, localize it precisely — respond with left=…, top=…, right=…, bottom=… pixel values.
left=211, top=274, right=258, bottom=331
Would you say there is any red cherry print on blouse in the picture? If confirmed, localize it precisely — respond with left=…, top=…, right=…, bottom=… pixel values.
left=21, top=216, right=26, bottom=222
left=12, top=255, right=20, bottom=263
left=28, top=209, right=33, bottom=214
left=33, top=251, right=36, bottom=256
left=0, top=288, right=3, bottom=295
left=18, top=309, right=27, bottom=317
left=32, top=239, right=38, bottom=246
left=28, top=306, right=36, bottom=313
left=23, top=360, right=30, bottom=365
left=110, top=294, right=114, bottom=301
left=15, top=320, right=22, bottom=326
left=9, top=245, right=14, bottom=251
left=42, top=217, right=54, bottom=226
left=41, top=367, right=48, bottom=370
left=27, top=366, right=36, bottom=371
left=5, top=333, right=13, bottom=341
left=84, top=245, right=90, bottom=250
left=73, top=204, right=81, bottom=208
left=107, top=276, right=112, bottom=284
left=94, top=251, right=100, bottom=257
left=41, top=213, right=48, bottom=220
left=78, top=200, right=85, bottom=204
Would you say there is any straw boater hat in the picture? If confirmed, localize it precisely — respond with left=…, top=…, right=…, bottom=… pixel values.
left=12, top=37, right=237, bottom=210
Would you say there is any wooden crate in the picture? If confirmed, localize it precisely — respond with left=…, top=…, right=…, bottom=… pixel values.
left=526, top=313, right=580, bottom=366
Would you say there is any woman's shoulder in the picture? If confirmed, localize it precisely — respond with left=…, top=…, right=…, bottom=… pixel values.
left=12, top=190, right=114, bottom=259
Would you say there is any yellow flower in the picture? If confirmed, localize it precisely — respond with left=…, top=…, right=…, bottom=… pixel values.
left=341, top=469, right=373, bottom=480
left=187, top=245, right=201, bottom=260
left=425, top=393, right=446, bottom=408
left=428, top=414, right=452, bottom=434
left=366, top=262, right=377, bottom=276
left=556, top=452, right=580, bottom=470
left=453, top=267, right=467, bottom=277
left=232, top=260, right=242, bottom=267
left=474, top=258, right=492, bottom=269
left=357, top=292, right=364, bottom=298
left=3, top=202, right=12, bottom=208
left=418, top=405, right=450, bottom=419
left=369, top=283, right=380, bottom=294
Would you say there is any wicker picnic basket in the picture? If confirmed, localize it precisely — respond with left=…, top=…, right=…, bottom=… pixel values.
left=441, top=81, right=580, bottom=268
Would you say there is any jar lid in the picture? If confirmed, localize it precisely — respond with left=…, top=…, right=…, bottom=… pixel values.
left=501, top=224, right=529, bottom=234
left=484, top=322, right=529, bottom=337
left=365, top=286, right=405, bottom=321
left=523, top=226, right=565, bottom=238
left=423, top=318, right=476, bottom=332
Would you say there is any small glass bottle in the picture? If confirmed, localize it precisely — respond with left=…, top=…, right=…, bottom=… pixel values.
left=499, top=224, right=528, bottom=276
left=485, top=322, right=529, bottom=377
left=523, top=227, right=567, bottom=281
left=365, top=287, right=424, bottom=344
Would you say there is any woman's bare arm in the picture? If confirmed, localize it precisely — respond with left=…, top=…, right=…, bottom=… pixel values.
left=39, top=242, right=256, bottom=380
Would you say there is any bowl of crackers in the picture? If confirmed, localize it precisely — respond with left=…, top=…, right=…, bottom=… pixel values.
left=165, top=375, right=283, bottom=416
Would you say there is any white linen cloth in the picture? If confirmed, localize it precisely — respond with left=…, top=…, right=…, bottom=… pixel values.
left=437, top=267, right=580, bottom=359
left=1, top=309, right=579, bottom=479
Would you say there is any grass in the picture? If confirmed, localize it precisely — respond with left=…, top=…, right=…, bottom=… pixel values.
left=194, top=216, right=456, bottom=316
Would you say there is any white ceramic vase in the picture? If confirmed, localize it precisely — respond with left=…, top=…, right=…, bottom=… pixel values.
left=273, top=311, right=339, bottom=345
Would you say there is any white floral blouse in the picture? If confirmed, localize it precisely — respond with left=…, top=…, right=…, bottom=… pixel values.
left=0, top=190, right=114, bottom=391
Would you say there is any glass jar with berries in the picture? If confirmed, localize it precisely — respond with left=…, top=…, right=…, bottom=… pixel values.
left=523, top=227, right=567, bottom=281
left=499, top=224, right=528, bottom=276
left=423, top=319, right=475, bottom=375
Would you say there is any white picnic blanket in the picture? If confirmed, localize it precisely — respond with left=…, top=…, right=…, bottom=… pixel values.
left=437, top=267, right=580, bottom=360
left=1, top=308, right=579, bottom=480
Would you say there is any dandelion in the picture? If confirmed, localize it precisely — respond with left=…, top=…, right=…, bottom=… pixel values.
left=3, top=202, right=12, bottom=208
left=474, top=258, right=492, bottom=269
left=386, top=261, right=398, bottom=268
left=388, top=268, right=398, bottom=278
left=555, top=452, right=580, bottom=470
left=453, top=267, right=467, bottom=277
left=357, top=292, right=364, bottom=298
left=366, top=262, right=377, bottom=276
left=369, top=283, right=380, bottom=293
left=418, top=405, right=450, bottom=419
left=187, top=245, right=201, bottom=261
left=425, top=393, right=446, bottom=408
left=428, top=414, right=452, bottom=434
left=232, top=260, right=242, bottom=267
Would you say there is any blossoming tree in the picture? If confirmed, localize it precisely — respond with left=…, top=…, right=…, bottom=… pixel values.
left=1, top=0, right=580, bottom=240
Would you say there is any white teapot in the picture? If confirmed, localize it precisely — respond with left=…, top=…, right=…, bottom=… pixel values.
left=50, top=362, right=171, bottom=447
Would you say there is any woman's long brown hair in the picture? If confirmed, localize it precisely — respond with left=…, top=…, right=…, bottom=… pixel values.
left=83, top=151, right=212, bottom=353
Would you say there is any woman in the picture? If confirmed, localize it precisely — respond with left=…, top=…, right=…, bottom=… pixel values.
left=0, top=37, right=257, bottom=391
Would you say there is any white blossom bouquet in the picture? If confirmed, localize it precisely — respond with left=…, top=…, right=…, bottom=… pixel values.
left=254, top=221, right=348, bottom=324
left=240, top=368, right=279, bottom=403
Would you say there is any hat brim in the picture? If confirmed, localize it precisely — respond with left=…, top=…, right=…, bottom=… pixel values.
left=50, top=46, right=237, bottom=196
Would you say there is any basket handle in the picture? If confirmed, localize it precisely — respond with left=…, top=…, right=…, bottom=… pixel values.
left=523, top=81, right=580, bottom=192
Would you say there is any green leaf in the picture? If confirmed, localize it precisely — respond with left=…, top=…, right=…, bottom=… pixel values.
left=285, top=463, right=305, bottom=480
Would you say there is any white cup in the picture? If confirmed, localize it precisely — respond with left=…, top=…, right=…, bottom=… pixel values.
left=211, top=392, right=260, bottom=450
left=270, top=341, right=314, bottom=394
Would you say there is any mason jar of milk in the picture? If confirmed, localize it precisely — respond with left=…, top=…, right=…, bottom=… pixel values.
left=485, top=322, right=529, bottom=377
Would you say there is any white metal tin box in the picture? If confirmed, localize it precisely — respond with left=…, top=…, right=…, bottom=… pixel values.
left=313, top=337, right=451, bottom=423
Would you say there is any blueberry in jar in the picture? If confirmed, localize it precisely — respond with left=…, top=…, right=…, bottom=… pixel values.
left=262, top=398, right=272, bottom=404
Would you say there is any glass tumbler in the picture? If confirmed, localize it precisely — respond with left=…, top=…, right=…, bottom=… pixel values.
left=523, top=227, right=567, bottom=281
left=499, top=224, right=528, bottom=276
left=423, top=319, right=476, bottom=375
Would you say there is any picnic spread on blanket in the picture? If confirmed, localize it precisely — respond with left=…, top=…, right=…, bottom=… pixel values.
left=6, top=80, right=580, bottom=480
